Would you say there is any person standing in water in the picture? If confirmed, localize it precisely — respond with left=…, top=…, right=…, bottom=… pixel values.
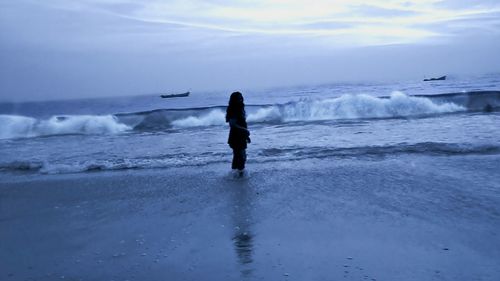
left=226, top=92, right=251, bottom=176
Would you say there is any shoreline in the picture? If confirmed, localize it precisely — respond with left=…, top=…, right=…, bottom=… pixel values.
left=1, top=155, right=500, bottom=280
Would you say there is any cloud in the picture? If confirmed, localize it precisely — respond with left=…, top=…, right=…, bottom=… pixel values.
left=349, top=4, right=420, bottom=18
left=2, top=0, right=500, bottom=58
left=81, top=0, right=500, bottom=46
left=4, top=0, right=499, bottom=49
left=1, top=0, right=499, bottom=101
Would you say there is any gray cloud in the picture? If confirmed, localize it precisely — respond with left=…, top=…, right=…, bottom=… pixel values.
left=293, top=21, right=356, bottom=30
left=1, top=0, right=499, bottom=101
left=350, top=4, right=420, bottom=18
left=436, top=0, right=500, bottom=9
left=413, top=10, right=500, bottom=37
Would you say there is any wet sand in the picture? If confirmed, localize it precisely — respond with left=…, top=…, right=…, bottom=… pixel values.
left=1, top=155, right=500, bottom=281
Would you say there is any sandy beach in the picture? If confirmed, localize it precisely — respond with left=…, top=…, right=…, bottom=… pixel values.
left=2, top=0, right=500, bottom=280
left=1, top=154, right=499, bottom=281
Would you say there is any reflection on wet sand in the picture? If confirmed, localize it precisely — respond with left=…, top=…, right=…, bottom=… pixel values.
left=234, top=231, right=253, bottom=264
left=230, top=179, right=255, bottom=278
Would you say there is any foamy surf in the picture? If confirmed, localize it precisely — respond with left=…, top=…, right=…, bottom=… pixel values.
left=1, top=142, right=498, bottom=175
left=0, top=115, right=131, bottom=139
left=129, top=92, right=467, bottom=130
left=2, top=91, right=493, bottom=139
left=171, top=109, right=226, bottom=128
left=249, top=92, right=465, bottom=122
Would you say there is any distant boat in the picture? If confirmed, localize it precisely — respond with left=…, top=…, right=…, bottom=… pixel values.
left=160, top=91, right=190, bottom=98
left=423, top=75, right=446, bottom=82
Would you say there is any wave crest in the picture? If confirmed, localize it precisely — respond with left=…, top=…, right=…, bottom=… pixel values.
left=135, top=92, right=465, bottom=129
left=0, top=115, right=131, bottom=139
left=171, top=109, right=226, bottom=128
left=0, top=93, right=468, bottom=139
left=276, top=92, right=464, bottom=121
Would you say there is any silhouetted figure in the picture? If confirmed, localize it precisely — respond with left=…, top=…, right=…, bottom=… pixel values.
left=226, top=92, right=251, bottom=176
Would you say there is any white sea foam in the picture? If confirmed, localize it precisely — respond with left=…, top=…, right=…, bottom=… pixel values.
left=0, top=115, right=37, bottom=139
left=162, top=92, right=465, bottom=128
left=2, top=142, right=497, bottom=175
left=247, top=107, right=281, bottom=122
left=171, top=109, right=226, bottom=128
left=0, top=93, right=466, bottom=136
left=171, top=106, right=283, bottom=128
left=0, top=115, right=131, bottom=139
left=253, top=92, right=465, bottom=122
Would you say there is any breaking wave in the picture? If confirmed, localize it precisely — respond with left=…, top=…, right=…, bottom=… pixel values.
left=0, top=115, right=131, bottom=139
left=254, top=92, right=464, bottom=122
left=171, top=109, right=226, bottom=128
left=3, top=91, right=498, bottom=139
left=123, top=92, right=466, bottom=130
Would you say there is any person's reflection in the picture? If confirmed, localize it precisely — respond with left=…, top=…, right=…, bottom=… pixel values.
left=230, top=180, right=255, bottom=278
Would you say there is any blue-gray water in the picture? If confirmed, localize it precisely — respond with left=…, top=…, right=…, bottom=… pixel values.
left=0, top=74, right=499, bottom=176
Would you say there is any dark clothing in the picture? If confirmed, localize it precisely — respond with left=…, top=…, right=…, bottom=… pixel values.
left=232, top=149, right=246, bottom=170
left=226, top=92, right=250, bottom=171
left=227, top=113, right=249, bottom=150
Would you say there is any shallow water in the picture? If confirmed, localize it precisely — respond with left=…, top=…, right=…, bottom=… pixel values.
left=0, top=74, right=499, bottom=176
left=1, top=155, right=499, bottom=281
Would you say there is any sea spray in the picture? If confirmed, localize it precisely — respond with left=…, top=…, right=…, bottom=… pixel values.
left=279, top=92, right=464, bottom=121
left=0, top=93, right=467, bottom=138
left=0, top=115, right=37, bottom=139
left=170, top=92, right=465, bottom=128
left=0, top=114, right=131, bottom=139
left=171, top=109, right=226, bottom=128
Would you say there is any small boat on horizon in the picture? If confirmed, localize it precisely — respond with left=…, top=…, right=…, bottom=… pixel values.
left=160, top=91, right=190, bottom=98
left=423, top=75, right=446, bottom=82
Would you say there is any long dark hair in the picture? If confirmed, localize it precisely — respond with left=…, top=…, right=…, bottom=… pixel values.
left=226, top=91, right=245, bottom=122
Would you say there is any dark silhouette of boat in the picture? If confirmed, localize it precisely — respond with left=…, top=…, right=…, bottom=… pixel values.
left=423, top=75, right=446, bottom=81
left=160, top=92, right=190, bottom=98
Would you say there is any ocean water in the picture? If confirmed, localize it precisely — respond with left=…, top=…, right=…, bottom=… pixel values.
left=0, top=74, right=499, bottom=177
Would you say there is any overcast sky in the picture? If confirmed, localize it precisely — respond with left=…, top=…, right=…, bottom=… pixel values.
left=1, top=0, right=500, bottom=101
